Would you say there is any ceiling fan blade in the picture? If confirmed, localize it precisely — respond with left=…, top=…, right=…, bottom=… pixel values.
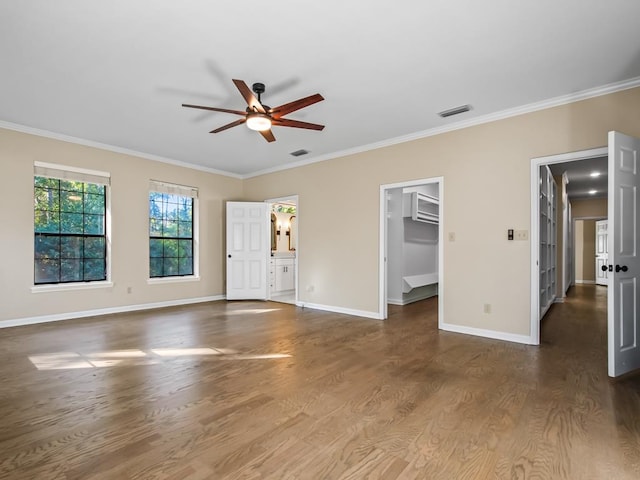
left=259, top=129, right=276, bottom=142
left=269, top=94, right=324, bottom=118
left=182, top=104, right=246, bottom=116
left=272, top=118, right=325, bottom=131
left=210, top=118, right=246, bottom=133
left=232, top=79, right=266, bottom=113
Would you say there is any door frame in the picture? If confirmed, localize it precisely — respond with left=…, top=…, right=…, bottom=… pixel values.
left=264, top=194, right=299, bottom=305
left=529, top=146, right=607, bottom=344
left=378, top=177, right=444, bottom=321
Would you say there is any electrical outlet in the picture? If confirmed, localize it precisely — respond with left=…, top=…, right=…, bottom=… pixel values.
left=449, top=232, right=456, bottom=242
left=483, top=303, right=491, bottom=314
left=306, top=285, right=314, bottom=292
left=127, top=286, right=132, bottom=294
left=514, top=230, right=529, bottom=241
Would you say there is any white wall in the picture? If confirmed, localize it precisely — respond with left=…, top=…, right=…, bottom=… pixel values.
left=402, top=219, right=438, bottom=277
left=386, top=188, right=405, bottom=303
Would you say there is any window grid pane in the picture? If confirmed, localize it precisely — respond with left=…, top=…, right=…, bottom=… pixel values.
left=149, top=191, right=194, bottom=278
left=33, top=176, right=107, bottom=284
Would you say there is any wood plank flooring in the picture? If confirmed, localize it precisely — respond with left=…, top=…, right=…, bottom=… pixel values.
left=0, top=285, right=639, bottom=479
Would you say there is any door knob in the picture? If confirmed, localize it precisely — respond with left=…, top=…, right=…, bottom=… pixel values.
left=601, top=265, right=608, bottom=272
left=228, top=254, right=232, bottom=258
left=615, top=264, right=628, bottom=273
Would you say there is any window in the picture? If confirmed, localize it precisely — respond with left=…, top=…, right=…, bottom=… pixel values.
left=34, top=163, right=110, bottom=285
left=149, top=181, right=198, bottom=278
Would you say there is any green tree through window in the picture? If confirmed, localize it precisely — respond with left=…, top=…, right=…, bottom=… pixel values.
left=34, top=176, right=106, bottom=284
left=149, top=191, right=193, bottom=277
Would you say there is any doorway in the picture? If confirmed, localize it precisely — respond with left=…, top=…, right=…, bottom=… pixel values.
left=573, top=217, right=607, bottom=286
left=530, top=147, right=608, bottom=343
left=531, top=132, right=640, bottom=378
left=379, top=177, right=444, bottom=322
left=266, top=195, right=298, bottom=305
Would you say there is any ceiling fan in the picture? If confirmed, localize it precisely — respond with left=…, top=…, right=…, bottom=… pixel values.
left=182, top=79, right=324, bottom=142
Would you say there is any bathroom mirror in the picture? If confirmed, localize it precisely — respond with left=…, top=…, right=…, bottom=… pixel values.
left=289, top=215, right=296, bottom=251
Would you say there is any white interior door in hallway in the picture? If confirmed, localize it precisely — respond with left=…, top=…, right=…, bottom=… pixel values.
left=595, top=219, right=608, bottom=286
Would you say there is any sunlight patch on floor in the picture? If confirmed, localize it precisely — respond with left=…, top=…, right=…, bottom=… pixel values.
left=29, top=346, right=291, bottom=370
left=223, top=308, right=281, bottom=316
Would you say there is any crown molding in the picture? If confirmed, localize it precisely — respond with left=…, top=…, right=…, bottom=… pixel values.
left=0, top=120, right=243, bottom=179
left=242, top=76, right=640, bottom=179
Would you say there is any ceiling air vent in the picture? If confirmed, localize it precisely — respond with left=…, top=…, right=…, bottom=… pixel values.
left=438, top=104, right=471, bottom=118
left=290, top=149, right=309, bottom=157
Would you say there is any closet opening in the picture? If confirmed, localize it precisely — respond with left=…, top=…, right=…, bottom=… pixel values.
left=379, top=177, right=444, bottom=322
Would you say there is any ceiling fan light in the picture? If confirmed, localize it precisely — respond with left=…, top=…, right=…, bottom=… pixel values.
left=246, top=113, right=272, bottom=131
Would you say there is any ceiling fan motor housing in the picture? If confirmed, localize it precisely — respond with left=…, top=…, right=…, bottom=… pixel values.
left=252, top=82, right=266, bottom=95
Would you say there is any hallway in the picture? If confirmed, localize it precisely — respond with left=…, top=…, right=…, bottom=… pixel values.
left=541, top=284, right=608, bottom=358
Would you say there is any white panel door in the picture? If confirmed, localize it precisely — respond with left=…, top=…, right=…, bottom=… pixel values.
left=608, top=131, right=640, bottom=377
left=595, top=219, right=608, bottom=286
left=226, top=202, right=268, bottom=300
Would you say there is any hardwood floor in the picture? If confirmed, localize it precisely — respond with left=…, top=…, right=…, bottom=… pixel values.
left=1, top=286, right=639, bottom=479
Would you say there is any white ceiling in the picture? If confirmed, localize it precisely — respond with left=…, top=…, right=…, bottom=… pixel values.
left=2, top=1, right=640, bottom=177
left=549, top=156, right=608, bottom=200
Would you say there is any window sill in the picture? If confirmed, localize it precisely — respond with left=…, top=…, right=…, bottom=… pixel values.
left=31, top=281, right=114, bottom=294
left=147, top=276, right=200, bottom=285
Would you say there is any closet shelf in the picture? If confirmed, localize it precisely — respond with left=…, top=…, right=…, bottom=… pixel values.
left=403, top=192, right=439, bottom=224
left=402, top=272, right=439, bottom=293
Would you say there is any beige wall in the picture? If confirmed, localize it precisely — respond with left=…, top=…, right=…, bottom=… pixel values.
left=2, top=87, right=639, bottom=337
left=0, top=129, right=242, bottom=322
left=572, top=197, right=608, bottom=218
left=244, top=87, right=640, bottom=337
left=575, top=220, right=596, bottom=282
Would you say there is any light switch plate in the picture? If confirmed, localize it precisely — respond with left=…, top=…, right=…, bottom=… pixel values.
left=514, top=230, right=529, bottom=241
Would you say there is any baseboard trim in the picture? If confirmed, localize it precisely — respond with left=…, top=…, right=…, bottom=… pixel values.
left=0, top=295, right=226, bottom=329
left=439, top=321, right=534, bottom=345
left=298, top=302, right=382, bottom=320
left=575, top=280, right=596, bottom=284
left=386, top=291, right=438, bottom=306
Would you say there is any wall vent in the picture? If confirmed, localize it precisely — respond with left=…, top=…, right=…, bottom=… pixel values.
left=290, top=149, right=309, bottom=157
left=438, top=104, right=472, bottom=118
